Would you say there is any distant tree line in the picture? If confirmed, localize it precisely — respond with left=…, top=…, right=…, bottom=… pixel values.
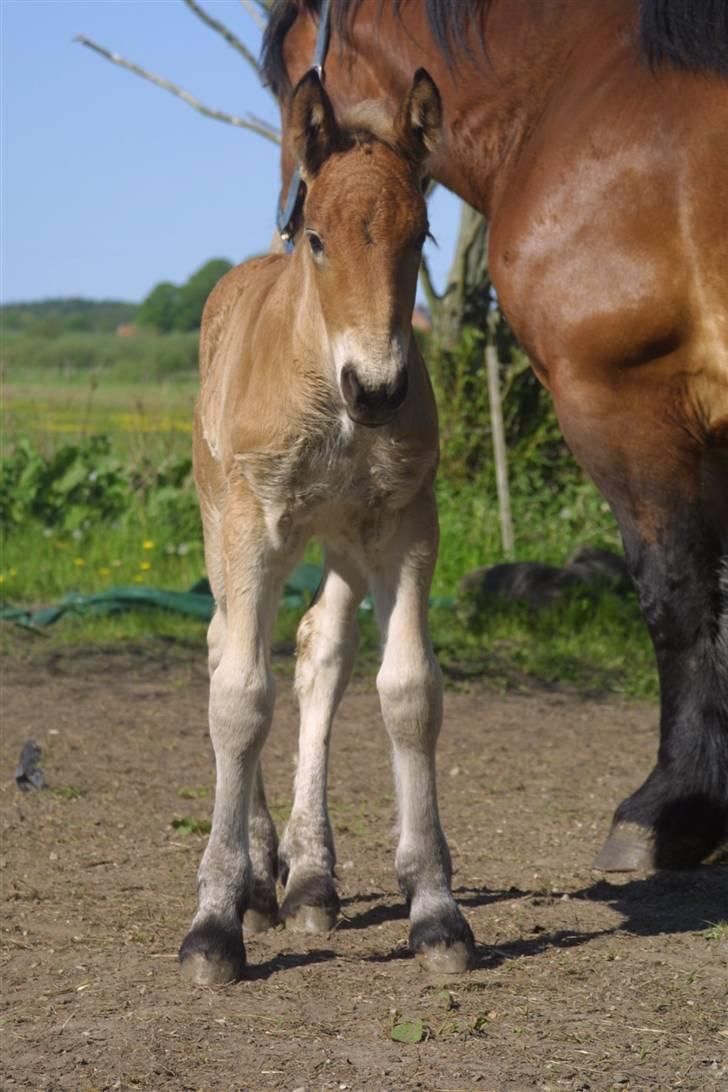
left=138, top=259, right=234, bottom=333
left=1, top=298, right=138, bottom=337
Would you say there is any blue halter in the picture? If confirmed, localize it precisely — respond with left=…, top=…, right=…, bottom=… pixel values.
left=276, top=0, right=333, bottom=250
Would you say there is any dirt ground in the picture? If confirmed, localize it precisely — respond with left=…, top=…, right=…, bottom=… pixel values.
left=1, top=647, right=726, bottom=1092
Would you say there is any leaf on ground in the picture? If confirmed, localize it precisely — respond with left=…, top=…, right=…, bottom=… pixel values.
left=390, top=1018, right=425, bottom=1044
left=171, top=815, right=211, bottom=836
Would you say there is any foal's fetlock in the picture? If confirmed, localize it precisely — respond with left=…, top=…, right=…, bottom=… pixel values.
left=409, top=897, right=476, bottom=974
left=281, top=871, right=340, bottom=934
left=179, top=915, right=245, bottom=986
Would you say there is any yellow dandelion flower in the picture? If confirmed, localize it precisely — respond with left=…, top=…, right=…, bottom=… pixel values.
left=140, top=561, right=152, bottom=571
left=9, top=568, right=17, bottom=576
left=133, top=574, right=145, bottom=584
left=74, top=558, right=86, bottom=567
left=143, top=540, right=155, bottom=551
left=99, top=567, right=111, bottom=576
left=55, top=541, right=69, bottom=549
left=0, top=575, right=5, bottom=585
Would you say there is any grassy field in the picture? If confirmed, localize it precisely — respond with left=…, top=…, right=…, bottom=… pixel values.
left=1, top=336, right=657, bottom=698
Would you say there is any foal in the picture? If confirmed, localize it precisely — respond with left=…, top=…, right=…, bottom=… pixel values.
left=179, top=69, right=475, bottom=985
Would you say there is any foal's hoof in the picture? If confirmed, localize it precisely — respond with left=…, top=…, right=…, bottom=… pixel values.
left=244, top=907, right=279, bottom=935
left=410, top=909, right=476, bottom=973
left=281, top=874, right=339, bottom=934
left=283, top=904, right=338, bottom=934
left=179, top=919, right=245, bottom=986
left=417, top=939, right=476, bottom=974
left=593, top=822, right=655, bottom=872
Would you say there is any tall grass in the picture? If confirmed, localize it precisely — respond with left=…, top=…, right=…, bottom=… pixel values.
left=0, top=330, right=657, bottom=698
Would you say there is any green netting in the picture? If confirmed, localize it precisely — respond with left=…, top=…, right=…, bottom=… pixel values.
left=0, top=562, right=452, bottom=630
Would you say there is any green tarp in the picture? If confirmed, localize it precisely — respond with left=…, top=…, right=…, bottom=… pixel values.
left=0, top=563, right=454, bottom=629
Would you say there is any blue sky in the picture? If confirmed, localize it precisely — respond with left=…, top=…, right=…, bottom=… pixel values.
left=1, top=0, right=461, bottom=305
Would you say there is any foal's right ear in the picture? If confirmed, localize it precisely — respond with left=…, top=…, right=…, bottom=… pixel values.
left=289, top=69, right=340, bottom=179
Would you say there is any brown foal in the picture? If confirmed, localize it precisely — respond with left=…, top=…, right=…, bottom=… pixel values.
left=179, top=69, right=475, bottom=986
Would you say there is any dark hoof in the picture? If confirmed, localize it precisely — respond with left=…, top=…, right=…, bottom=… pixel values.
left=593, top=822, right=655, bottom=872
left=179, top=919, right=245, bottom=986
left=281, top=873, right=339, bottom=934
left=410, top=909, right=476, bottom=972
left=245, top=883, right=279, bottom=934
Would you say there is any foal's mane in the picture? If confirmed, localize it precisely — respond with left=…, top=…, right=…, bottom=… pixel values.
left=261, top=0, right=728, bottom=97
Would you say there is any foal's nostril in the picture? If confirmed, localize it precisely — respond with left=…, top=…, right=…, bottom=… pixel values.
left=340, top=364, right=409, bottom=423
left=388, top=367, right=408, bottom=410
left=340, top=363, right=362, bottom=410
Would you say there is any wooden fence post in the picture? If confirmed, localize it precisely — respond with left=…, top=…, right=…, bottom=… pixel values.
left=486, top=342, right=515, bottom=559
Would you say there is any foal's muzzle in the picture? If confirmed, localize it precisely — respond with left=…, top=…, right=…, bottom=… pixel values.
left=340, top=364, right=409, bottom=427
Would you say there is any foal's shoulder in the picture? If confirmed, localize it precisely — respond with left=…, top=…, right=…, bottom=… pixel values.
left=203, top=254, right=286, bottom=324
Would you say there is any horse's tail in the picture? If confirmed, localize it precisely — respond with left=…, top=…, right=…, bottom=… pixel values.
left=639, top=0, right=728, bottom=76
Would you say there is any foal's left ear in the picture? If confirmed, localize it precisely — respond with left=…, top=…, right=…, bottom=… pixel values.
left=289, top=69, right=341, bottom=179
left=396, top=68, right=442, bottom=166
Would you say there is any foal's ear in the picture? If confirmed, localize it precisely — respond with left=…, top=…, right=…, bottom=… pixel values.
left=396, top=68, right=442, bottom=166
left=289, top=69, right=340, bottom=178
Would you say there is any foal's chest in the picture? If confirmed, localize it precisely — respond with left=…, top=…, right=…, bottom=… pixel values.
left=235, top=418, right=433, bottom=546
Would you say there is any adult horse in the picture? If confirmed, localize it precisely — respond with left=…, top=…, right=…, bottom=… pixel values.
left=262, top=0, right=728, bottom=872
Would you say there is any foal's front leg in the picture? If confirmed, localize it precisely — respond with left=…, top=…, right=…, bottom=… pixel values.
left=279, top=552, right=366, bottom=931
left=371, top=489, right=475, bottom=972
left=207, top=609, right=279, bottom=934
left=179, top=513, right=283, bottom=985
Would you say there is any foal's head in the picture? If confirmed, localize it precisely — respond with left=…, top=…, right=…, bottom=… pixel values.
left=288, top=69, right=441, bottom=427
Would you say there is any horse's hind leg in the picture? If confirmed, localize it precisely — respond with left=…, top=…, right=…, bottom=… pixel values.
left=370, top=488, right=475, bottom=971
left=554, top=367, right=728, bottom=869
left=207, top=609, right=279, bottom=934
left=279, top=551, right=366, bottom=932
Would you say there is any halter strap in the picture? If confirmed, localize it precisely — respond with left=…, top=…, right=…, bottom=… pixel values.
left=276, top=0, right=333, bottom=248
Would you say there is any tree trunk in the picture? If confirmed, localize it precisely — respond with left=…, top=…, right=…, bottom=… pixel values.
left=420, top=201, right=491, bottom=350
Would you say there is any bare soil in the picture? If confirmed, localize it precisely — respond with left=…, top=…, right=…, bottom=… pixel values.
left=1, top=648, right=726, bottom=1092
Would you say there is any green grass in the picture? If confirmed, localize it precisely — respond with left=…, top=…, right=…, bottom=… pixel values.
left=1, top=354, right=658, bottom=700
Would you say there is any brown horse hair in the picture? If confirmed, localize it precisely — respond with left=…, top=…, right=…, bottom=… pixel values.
left=261, top=0, right=728, bottom=97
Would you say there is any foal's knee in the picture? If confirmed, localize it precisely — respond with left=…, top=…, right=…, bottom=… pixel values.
left=376, top=653, right=442, bottom=745
left=209, top=658, right=274, bottom=756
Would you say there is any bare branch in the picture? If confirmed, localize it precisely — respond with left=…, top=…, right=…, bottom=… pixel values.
left=75, top=35, right=280, bottom=145
left=181, top=0, right=260, bottom=76
left=240, top=0, right=267, bottom=33
left=418, top=255, right=442, bottom=312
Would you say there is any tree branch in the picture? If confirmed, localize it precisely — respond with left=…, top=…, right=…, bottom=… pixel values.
left=75, top=35, right=280, bottom=145
left=240, top=0, right=267, bottom=33
left=181, top=0, right=260, bottom=76
left=418, top=255, right=442, bottom=313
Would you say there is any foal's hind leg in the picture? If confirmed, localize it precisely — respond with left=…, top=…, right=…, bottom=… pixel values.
left=370, top=489, right=475, bottom=971
left=279, top=551, right=366, bottom=932
left=554, top=366, right=728, bottom=870
left=207, top=609, right=279, bottom=933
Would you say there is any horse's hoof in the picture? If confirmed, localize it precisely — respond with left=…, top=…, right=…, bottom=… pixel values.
left=416, top=939, right=476, bottom=974
left=283, top=903, right=337, bottom=934
left=410, top=906, right=476, bottom=972
left=280, top=873, right=339, bottom=933
left=593, top=823, right=655, bottom=871
left=244, top=907, right=279, bottom=935
left=178, top=920, right=245, bottom=986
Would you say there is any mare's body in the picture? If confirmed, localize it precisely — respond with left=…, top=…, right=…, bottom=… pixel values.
left=264, top=0, right=728, bottom=870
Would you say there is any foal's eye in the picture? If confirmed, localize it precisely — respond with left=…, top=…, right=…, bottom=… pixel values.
left=306, top=231, right=325, bottom=259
